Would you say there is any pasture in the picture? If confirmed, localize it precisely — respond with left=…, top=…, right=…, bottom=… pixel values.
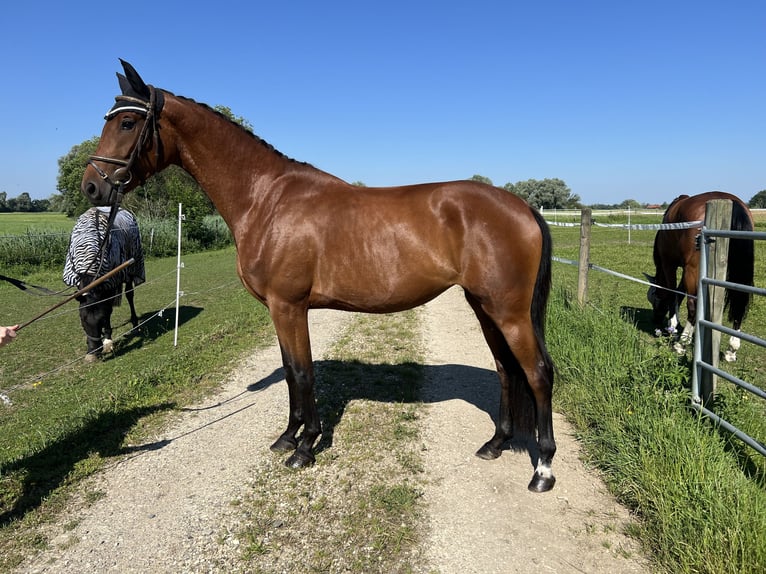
left=0, top=209, right=764, bottom=573
left=0, top=212, right=73, bottom=235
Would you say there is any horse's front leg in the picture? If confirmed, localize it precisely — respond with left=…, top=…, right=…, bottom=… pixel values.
left=724, top=318, right=743, bottom=363
left=268, top=302, right=320, bottom=468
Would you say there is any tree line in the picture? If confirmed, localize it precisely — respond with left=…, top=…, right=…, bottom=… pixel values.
left=0, top=192, right=51, bottom=213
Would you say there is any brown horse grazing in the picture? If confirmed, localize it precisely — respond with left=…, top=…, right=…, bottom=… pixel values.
left=645, top=191, right=754, bottom=361
left=81, top=60, right=557, bottom=492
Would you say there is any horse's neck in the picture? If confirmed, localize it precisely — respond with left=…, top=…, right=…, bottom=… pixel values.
left=163, top=95, right=292, bottom=230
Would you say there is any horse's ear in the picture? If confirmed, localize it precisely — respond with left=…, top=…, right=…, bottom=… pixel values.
left=117, top=59, right=151, bottom=101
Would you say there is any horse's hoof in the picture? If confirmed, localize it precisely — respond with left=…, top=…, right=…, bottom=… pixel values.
left=475, top=442, right=502, bottom=460
left=270, top=436, right=297, bottom=453
left=528, top=473, right=556, bottom=493
left=723, top=350, right=737, bottom=363
left=673, top=343, right=686, bottom=355
left=84, top=353, right=99, bottom=364
left=284, top=450, right=315, bottom=469
left=102, top=339, right=114, bottom=353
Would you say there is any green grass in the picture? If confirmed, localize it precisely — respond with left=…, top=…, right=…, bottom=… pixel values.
left=547, top=215, right=766, bottom=574
left=547, top=286, right=766, bottom=573
left=0, top=212, right=73, bottom=235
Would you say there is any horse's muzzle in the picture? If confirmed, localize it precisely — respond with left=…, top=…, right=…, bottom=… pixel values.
left=81, top=175, right=114, bottom=206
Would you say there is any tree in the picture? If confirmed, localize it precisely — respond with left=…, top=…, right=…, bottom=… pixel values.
left=503, top=182, right=527, bottom=201
left=57, top=137, right=99, bottom=216
left=620, top=199, right=642, bottom=210
left=470, top=174, right=493, bottom=186
left=749, top=190, right=766, bottom=209
left=505, top=178, right=579, bottom=209
left=214, top=105, right=253, bottom=133
left=7, top=192, right=33, bottom=212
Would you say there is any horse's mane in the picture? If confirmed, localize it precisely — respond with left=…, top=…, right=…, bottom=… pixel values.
left=169, top=91, right=313, bottom=168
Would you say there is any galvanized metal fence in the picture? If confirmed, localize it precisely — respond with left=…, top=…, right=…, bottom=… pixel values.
left=691, top=200, right=766, bottom=456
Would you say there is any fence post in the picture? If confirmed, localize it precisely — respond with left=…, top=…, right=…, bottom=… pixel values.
left=577, top=207, right=592, bottom=306
left=699, top=199, right=732, bottom=404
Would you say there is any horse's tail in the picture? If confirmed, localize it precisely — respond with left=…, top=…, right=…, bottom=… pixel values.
left=507, top=207, right=555, bottom=443
left=530, top=208, right=553, bottom=369
left=725, top=202, right=755, bottom=324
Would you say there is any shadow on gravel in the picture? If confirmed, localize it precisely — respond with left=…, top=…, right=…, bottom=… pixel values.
left=235, top=359, right=537, bottom=465
left=0, top=403, right=174, bottom=527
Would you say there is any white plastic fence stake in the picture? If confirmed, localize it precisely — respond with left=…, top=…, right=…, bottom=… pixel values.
left=174, top=203, right=184, bottom=347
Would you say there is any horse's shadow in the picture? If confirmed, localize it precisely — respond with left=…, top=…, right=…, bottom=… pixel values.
left=0, top=403, right=174, bottom=527
left=247, top=359, right=538, bottom=464
left=111, top=305, right=204, bottom=355
left=620, top=305, right=658, bottom=336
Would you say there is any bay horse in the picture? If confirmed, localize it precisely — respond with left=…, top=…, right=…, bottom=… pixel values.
left=63, top=206, right=145, bottom=361
left=645, top=191, right=754, bottom=361
left=81, top=60, right=557, bottom=492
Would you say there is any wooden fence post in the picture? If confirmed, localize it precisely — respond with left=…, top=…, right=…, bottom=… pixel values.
left=700, top=199, right=732, bottom=404
left=577, top=208, right=592, bottom=306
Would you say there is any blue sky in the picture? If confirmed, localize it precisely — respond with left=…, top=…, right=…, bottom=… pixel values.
left=1, top=1, right=763, bottom=205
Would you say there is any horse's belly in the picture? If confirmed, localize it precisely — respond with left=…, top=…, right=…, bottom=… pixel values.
left=310, top=268, right=451, bottom=313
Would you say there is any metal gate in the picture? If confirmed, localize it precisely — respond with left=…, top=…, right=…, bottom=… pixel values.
left=691, top=211, right=766, bottom=456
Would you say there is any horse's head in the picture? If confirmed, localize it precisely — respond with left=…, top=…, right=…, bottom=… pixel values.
left=643, top=272, right=659, bottom=307
left=82, top=60, right=165, bottom=206
left=643, top=272, right=679, bottom=334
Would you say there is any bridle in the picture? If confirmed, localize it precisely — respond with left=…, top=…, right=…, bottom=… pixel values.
left=87, top=85, right=164, bottom=207
left=81, top=85, right=164, bottom=287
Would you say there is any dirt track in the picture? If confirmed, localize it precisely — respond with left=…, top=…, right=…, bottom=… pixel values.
left=17, top=286, right=650, bottom=574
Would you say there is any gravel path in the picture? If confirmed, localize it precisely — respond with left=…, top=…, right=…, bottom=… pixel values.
left=17, top=287, right=650, bottom=573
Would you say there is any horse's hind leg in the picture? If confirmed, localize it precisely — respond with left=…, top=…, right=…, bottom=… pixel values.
left=125, top=281, right=139, bottom=328
left=465, top=294, right=517, bottom=459
left=466, top=294, right=556, bottom=492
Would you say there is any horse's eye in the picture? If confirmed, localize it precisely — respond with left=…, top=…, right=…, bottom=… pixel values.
left=120, top=118, right=136, bottom=130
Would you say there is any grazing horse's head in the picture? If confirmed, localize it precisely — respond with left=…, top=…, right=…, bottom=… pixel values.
left=643, top=272, right=679, bottom=334
left=82, top=59, right=164, bottom=206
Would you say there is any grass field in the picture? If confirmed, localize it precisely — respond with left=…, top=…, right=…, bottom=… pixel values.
left=0, top=212, right=73, bottom=235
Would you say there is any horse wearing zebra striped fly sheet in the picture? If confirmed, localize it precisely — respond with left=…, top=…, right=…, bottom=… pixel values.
left=63, top=207, right=145, bottom=361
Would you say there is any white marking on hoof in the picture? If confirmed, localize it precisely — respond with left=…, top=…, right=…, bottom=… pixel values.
left=84, top=354, right=98, bottom=363
left=102, top=339, right=114, bottom=353
left=673, top=341, right=686, bottom=355
left=535, top=462, right=553, bottom=479
left=679, top=322, right=694, bottom=346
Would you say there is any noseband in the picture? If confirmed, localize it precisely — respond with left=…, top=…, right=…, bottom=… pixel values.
left=88, top=86, right=164, bottom=204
